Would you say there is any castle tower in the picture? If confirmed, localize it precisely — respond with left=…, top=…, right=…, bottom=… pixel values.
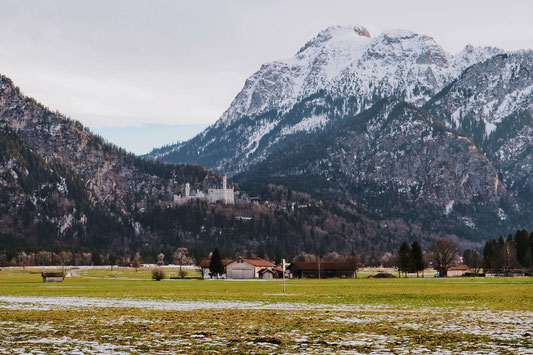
left=223, top=175, right=227, bottom=190
left=185, top=183, right=190, bottom=199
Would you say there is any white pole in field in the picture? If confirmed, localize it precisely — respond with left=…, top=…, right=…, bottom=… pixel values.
left=282, top=259, right=286, bottom=294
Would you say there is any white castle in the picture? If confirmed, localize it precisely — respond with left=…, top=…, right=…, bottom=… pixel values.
left=182, top=175, right=235, bottom=205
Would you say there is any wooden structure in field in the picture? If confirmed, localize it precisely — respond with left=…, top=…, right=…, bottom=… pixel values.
left=41, top=272, right=65, bottom=283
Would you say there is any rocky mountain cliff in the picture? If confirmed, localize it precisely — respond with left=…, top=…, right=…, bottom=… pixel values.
left=424, top=52, right=533, bottom=206
left=237, top=99, right=525, bottom=245
left=147, top=26, right=502, bottom=175
left=0, top=127, right=127, bottom=249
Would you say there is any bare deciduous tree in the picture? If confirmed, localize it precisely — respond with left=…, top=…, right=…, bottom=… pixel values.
left=430, top=238, right=459, bottom=277
left=157, top=253, right=165, bottom=266
left=501, top=236, right=517, bottom=274
left=344, top=252, right=362, bottom=279
left=468, top=251, right=483, bottom=275
left=17, top=252, right=29, bottom=271
left=58, top=251, right=72, bottom=273
left=132, top=253, right=142, bottom=272
left=173, top=248, right=194, bottom=278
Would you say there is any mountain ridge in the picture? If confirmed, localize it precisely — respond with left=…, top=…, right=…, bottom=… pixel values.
left=146, top=25, right=503, bottom=176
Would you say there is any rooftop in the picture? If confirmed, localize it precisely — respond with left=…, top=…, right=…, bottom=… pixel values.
left=449, top=265, right=469, bottom=270
left=289, top=262, right=354, bottom=271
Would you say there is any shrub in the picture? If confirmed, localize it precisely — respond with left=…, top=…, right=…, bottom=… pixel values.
left=152, top=268, right=165, bottom=281
left=370, top=272, right=396, bottom=278
left=179, top=269, right=187, bottom=279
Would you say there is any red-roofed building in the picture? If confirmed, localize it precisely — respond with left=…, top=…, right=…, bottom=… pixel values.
left=226, top=257, right=276, bottom=279
left=447, top=264, right=470, bottom=277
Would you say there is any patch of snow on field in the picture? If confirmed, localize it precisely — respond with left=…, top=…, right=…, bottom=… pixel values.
left=0, top=296, right=400, bottom=312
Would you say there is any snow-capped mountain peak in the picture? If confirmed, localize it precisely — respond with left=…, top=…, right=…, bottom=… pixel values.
left=147, top=25, right=505, bottom=176
left=296, top=25, right=371, bottom=55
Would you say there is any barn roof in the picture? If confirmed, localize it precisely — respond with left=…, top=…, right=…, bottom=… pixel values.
left=258, top=268, right=274, bottom=274
left=288, top=262, right=354, bottom=271
left=448, top=265, right=469, bottom=271
left=272, top=266, right=289, bottom=273
left=227, top=257, right=275, bottom=267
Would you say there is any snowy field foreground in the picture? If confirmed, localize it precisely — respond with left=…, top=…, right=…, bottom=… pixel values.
left=1, top=268, right=532, bottom=353
left=0, top=295, right=532, bottom=353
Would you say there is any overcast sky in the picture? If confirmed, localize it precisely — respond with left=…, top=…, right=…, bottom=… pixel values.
left=0, top=0, right=532, bottom=154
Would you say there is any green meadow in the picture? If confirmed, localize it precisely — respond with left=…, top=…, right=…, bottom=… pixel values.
left=1, top=267, right=532, bottom=353
left=1, top=267, right=532, bottom=310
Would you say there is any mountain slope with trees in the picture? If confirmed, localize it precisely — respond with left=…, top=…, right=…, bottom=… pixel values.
left=236, top=99, right=528, bottom=248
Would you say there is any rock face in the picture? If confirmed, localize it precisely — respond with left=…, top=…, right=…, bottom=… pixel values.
left=425, top=52, right=533, bottom=206
left=237, top=99, right=524, bottom=244
left=147, top=25, right=502, bottom=175
left=0, top=128, right=125, bottom=248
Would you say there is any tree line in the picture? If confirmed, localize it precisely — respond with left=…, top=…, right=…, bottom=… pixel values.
left=396, top=238, right=461, bottom=277
left=480, top=229, right=532, bottom=275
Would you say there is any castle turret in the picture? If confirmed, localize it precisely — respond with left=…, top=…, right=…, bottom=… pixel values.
left=185, top=182, right=190, bottom=199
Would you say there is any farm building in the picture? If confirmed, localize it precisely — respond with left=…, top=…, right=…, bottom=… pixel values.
left=258, top=268, right=275, bottom=280
left=288, top=262, right=356, bottom=279
left=41, top=272, right=65, bottom=282
left=225, top=257, right=275, bottom=279
left=447, top=265, right=469, bottom=277
left=507, top=269, right=526, bottom=277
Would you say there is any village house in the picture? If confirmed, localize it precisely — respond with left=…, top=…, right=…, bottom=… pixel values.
left=225, top=257, right=275, bottom=279
left=288, top=262, right=356, bottom=279
left=41, top=272, right=65, bottom=282
left=258, top=268, right=275, bottom=280
left=447, top=264, right=470, bottom=277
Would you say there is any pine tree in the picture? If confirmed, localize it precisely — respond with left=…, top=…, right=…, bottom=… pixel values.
left=515, top=230, right=531, bottom=269
left=398, top=242, right=412, bottom=278
left=209, top=248, right=224, bottom=279
left=411, top=241, right=425, bottom=278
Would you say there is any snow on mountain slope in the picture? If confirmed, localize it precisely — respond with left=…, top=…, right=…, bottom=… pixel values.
left=147, top=25, right=503, bottom=175
left=220, top=26, right=501, bottom=125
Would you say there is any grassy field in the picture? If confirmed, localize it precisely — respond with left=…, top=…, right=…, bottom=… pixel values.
left=1, top=266, right=532, bottom=353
